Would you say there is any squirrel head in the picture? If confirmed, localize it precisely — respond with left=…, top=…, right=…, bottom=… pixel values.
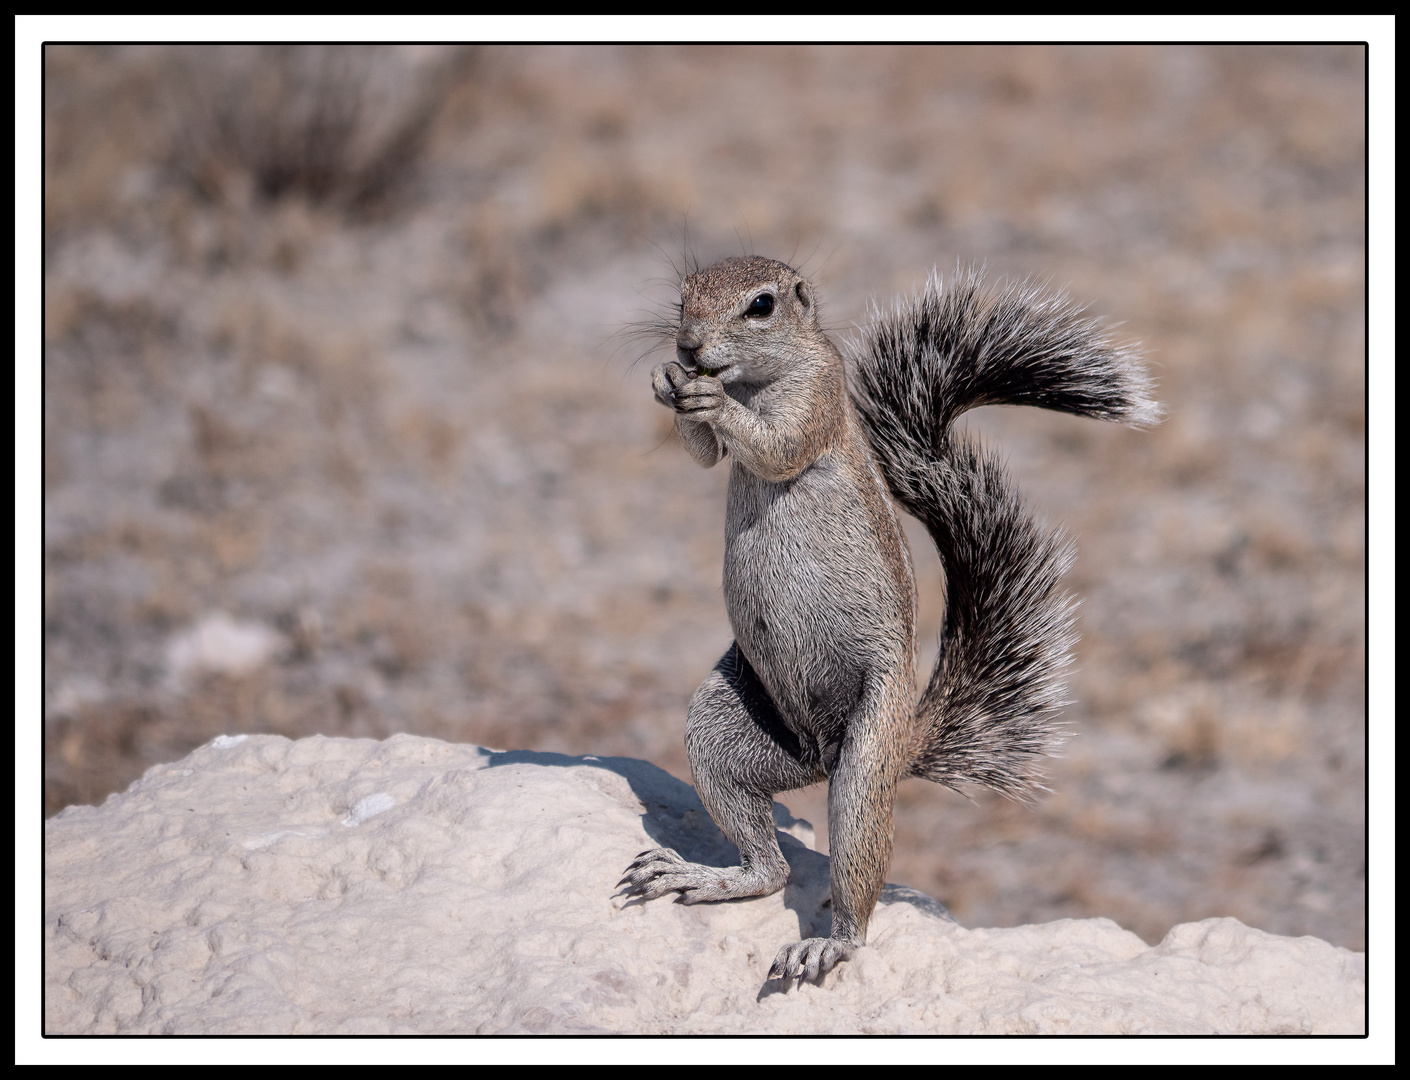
left=675, top=256, right=825, bottom=386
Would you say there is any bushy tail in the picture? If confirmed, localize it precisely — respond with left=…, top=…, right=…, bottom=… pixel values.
left=846, top=267, right=1160, bottom=800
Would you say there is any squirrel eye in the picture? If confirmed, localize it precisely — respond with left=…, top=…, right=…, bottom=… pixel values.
left=744, top=293, right=775, bottom=319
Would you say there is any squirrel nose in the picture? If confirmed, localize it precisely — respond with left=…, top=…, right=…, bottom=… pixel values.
left=676, top=329, right=703, bottom=368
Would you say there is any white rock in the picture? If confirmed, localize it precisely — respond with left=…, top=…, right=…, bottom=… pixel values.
left=164, top=613, right=284, bottom=685
left=43, top=735, right=1365, bottom=1035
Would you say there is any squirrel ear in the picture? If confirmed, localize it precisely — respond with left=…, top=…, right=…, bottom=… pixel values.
left=794, top=280, right=812, bottom=312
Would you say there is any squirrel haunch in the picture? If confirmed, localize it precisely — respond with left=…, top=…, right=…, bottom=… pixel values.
left=623, top=256, right=1160, bottom=985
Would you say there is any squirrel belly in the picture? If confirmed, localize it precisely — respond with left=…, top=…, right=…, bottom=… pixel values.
left=622, top=255, right=1160, bottom=986
left=723, top=442, right=917, bottom=763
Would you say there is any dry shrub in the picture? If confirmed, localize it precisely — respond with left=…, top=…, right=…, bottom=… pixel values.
left=168, top=45, right=476, bottom=213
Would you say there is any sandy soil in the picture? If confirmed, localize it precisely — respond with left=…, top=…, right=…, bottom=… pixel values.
left=42, top=44, right=1365, bottom=950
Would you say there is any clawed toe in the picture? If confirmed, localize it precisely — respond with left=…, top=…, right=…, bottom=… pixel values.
left=620, top=847, right=684, bottom=878
left=767, top=938, right=852, bottom=984
left=616, top=847, right=691, bottom=899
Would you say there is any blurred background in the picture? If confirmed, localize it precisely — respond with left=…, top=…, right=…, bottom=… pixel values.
left=42, top=44, right=1365, bottom=950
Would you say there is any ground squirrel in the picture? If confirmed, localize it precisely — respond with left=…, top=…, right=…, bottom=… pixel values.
left=620, top=255, right=1160, bottom=984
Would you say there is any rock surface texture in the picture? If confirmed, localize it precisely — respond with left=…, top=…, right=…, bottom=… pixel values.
left=44, top=735, right=1365, bottom=1035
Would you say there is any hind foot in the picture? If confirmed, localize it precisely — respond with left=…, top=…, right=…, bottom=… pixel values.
left=767, top=937, right=855, bottom=984
left=617, top=847, right=786, bottom=904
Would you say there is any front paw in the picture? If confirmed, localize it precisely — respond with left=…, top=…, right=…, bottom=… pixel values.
left=651, top=362, right=695, bottom=409
left=670, top=373, right=728, bottom=420
left=767, top=937, right=855, bottom=984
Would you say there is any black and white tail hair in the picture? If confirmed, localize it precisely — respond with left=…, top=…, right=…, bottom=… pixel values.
left=847, top=267, right=1161, bottom=800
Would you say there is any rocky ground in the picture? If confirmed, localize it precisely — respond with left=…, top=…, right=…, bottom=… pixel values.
left=42, top=44, right=1366, bottom=951
left=43, top=735, right=1366, bottom=1035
